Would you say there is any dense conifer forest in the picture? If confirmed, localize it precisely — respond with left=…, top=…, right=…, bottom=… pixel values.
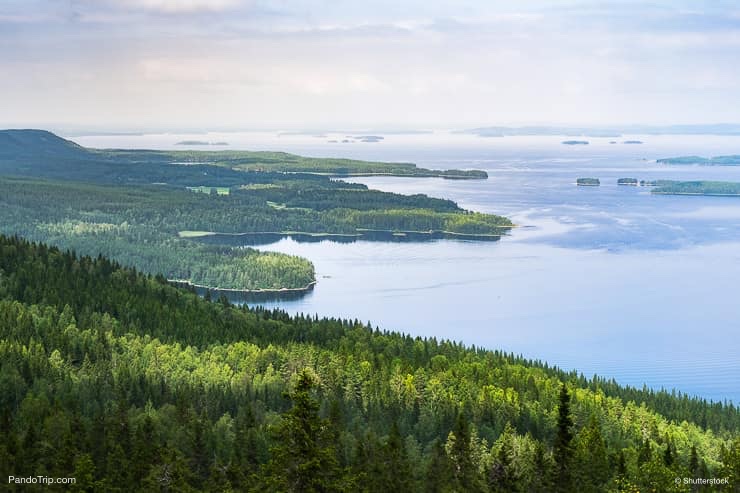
left=0, top=235, right=737, bottom=491
left=0, top=131, right=509, bottom=291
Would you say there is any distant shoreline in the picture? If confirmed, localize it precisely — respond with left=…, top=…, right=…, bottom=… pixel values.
left=652, top=192, right=740, bottom=197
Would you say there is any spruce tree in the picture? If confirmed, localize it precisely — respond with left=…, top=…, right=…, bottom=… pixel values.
left=552, top=384, right=573, bottom=493
left=573, top=414, right=609, bottom=491
left=382, top=421, right=412, bottom=492
left=264, top=369, right=340, bottom=492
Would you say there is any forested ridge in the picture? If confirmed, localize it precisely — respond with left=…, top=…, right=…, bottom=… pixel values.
left=0, top=130, right=509, bottom=291
left=0, top=129, right=486, bottom=181
left=0, top=235, right=737, bottom=492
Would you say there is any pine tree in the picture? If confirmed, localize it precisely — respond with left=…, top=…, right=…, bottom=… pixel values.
left=263, top=369, right=340, bottom=492
left=573, top=414, right=610, bottom=491
left=447, top=412, right=484, bottom=492
left=382, top=421, right=412, bottom=492
left=488, top=423, right=518, bottom=493
left=552, top=384, right=573, bottom=492
left=688, top=445, right=699, bottom=475
left=637, top=439, right=652, bottom=466
left=425, top=439, right=453, bottom=493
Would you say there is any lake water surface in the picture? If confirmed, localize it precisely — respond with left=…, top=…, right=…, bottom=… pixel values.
left=73, top=131, right=740, bottom=403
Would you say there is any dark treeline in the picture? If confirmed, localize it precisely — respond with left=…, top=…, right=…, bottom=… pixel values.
left=0, top=235, right=738, bottom=492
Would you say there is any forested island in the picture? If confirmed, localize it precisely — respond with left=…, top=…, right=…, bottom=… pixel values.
left=617, top=178, right=638, bottom=185
left=0, top=130, right=508, bottom=291
left=176, top=140, right=229, bottom=146
left=651, top=180, right=740, bottom=196
left=0, top=235, right=737, bottom=492
left=657, top=155, right=740, bottom=165
left=576, top=178, right=600, bottom=186
left=562, top=140, right=589, bottom=145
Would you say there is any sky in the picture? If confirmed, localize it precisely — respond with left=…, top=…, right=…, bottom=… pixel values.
left=1, top=0, right=740, bottom=131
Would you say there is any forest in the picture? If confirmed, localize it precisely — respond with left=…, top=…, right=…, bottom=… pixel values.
left=0, top=130, right=509, bottom=291
left=657, top=156, right=740, bottom=166
left=0, top=175, right=509, bottom=290
left=651, top=181, right=740, bottom=196
left=0, top=129, right=486, bottom=182
left=0, top=235, right=737, bottom=492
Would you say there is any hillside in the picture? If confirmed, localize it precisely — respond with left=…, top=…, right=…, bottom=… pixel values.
left=0, top=129, right=88, bottom=159
left=0, top=129, right=487, bottom=182
left=0, top=130, right=508, bottom=291
left=0, top=235, right=737, bottom=491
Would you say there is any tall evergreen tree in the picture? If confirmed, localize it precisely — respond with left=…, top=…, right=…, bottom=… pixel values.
left=573, top=414, right=610, bottom=491
left=447, top=412, right=484, bottom=492
left=552, top=384, right=574, bottom=493
left=263, top=370, right=340, bottom=492
left=381, top=421, right=413, bottom=492
left=488, top=423, right=519, bottom=493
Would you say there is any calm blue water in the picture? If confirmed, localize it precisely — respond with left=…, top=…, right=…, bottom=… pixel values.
left=73, top=132, right=740, bottom=403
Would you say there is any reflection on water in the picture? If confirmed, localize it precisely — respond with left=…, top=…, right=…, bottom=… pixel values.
left=193, top=229, right=505, bottom=247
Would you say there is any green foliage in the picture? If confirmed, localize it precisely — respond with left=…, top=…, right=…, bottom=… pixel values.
left=0, top=235, right=737, bottom=491
left=0, top=173, right=510, bottom=289
left=553, top=384, right=574, bottom=492
left=657, top=155, right=740, bottom=165
left=0, top=130, right=510, bottom=291
left=261, top=370, right=340, bottom=492
left=652, top=180, right=740, bottom=196
left=0, top=129, right=487, bottom=182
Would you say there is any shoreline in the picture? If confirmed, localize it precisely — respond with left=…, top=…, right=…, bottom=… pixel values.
left=652, top=192, right=740, bottom=197
left=179, top=227, right=511, bottom=241
left=265, top=170, right=488, bottom=180
left=168, top=278, right=317, bottom=295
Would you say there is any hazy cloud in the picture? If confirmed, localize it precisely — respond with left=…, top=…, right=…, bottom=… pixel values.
left=1, top=1, right=739, bottom=129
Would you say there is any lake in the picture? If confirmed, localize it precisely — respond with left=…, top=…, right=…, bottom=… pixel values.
left=72, top=131, right=740, bottom=403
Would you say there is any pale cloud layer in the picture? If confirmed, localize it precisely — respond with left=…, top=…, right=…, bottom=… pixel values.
left=1, top=1, right=739, bottom=129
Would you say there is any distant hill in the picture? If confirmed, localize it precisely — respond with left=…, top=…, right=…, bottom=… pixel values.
left=0, top=129, right=488, bottom=184
left=0, top=128, right=88, bottom=159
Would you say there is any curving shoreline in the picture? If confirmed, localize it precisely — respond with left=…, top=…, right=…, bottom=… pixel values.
left=168, top=278, right=317, bottom=295
left=180, top=227, right=511, bottom=242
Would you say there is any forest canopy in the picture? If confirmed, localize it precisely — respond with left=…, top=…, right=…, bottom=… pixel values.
left=0, top=235, right=737, bottom=492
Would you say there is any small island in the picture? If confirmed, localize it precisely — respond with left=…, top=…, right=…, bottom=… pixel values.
left=576, top=177, right=600, bottom=186
left=622, top=140, right=643, bottom=144
left=562, top=140, right=589, bottom=145
left=617, top=178, right=638, bottom=185
left=176, top=140, right=229, bottom=146
left=353, top=135, right=384, bottom=143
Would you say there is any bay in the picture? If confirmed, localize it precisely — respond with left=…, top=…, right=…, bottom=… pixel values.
left=72, top=131, right=740, bottom=403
